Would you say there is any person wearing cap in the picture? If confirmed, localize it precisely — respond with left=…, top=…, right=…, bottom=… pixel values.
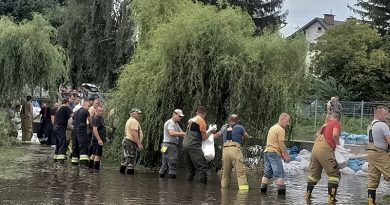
left=120, top=108, right=144, bottom=174
left=261, top=113, right=291, bottom=195
left=214, top=114, right=250, bottom=190
left=159, top=109, right=186, bottom=178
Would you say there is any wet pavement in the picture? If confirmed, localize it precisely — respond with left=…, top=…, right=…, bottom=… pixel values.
left=0, top=145, right=389, bottom=204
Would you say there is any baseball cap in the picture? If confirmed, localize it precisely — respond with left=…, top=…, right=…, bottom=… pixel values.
left=131, top=108, right=142, bottom=114
left=174, top=109, right=184, bottom=117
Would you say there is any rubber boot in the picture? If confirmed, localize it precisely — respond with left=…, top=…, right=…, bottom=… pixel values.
left=88, top=160, right=94, bottom=168
left=93, top=161, right=100, bottom=170
left=260, top=183, right=267, bottom=193
left=199, top=173, right=207, bottom=184
left=159, top=173, right=165, bottom=178
left=127, top=169, right=135, bottom=175
left=119, top=165, right=126, bottom=174
left=79, top=160, right=88, bottom=167
left=327, top=184, right=338, bottom=203
left=304, top=182, right=316, bottom=200
left=71, top=157, right=79, bottom=166
left=368, top=189, right=376, bottom=205
left=187, top=173, right=195, bottom=181
left=277, top=184, right=286, bottom=195
left=167, top=174, right=176, bottom=179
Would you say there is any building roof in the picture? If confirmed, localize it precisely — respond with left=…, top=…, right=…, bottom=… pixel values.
left=290, top=17, right=344, bottom=37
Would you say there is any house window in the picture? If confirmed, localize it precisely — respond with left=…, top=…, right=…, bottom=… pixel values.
left=317, top=27, right=323, bottom=32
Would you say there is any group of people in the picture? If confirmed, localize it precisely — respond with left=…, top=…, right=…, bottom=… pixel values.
left=17, top=93, right=390, bottom=204
left=18, top=93, right=108, bottom=171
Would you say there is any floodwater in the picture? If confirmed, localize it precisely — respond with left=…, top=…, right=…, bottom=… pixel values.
left=0, top=146, right=389, bottom=205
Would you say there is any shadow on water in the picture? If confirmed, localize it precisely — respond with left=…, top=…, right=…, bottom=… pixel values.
left=0, top=145, right=389, bottom=204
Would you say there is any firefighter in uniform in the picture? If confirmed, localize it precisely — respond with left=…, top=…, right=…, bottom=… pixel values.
left=214, top=114, right=250, bottom=190
left=304, top=112, right=341, bottom=203
left=366, top=105, right=390, bottom=205
left=72, top=101, right=91, bottom=166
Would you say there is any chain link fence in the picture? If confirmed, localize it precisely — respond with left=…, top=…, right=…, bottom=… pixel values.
left=302, top=100, right=390, bottom=129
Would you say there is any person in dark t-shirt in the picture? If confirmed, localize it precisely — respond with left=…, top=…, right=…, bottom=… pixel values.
left=53, top=99, right=73, bottom=162
left=89, top=105, right=106, bottom=170
left=72, top=101, right=91, bottom=166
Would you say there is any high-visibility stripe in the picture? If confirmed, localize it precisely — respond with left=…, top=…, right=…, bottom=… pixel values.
left=53, top=155, right=58, bottom=160
left=239, top=185, right=249, bottom=190
left=57, top=154, right=66, bottom=160
left=308, top=175, right=318, bottom=183
left=79, top=155, right=89, bottom=161
left=71, top=157, right=79, bottom=163
left=328, top=176, right=340, bottom=183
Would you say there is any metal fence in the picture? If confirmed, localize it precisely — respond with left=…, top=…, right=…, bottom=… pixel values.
left=302, top=100, right=390, bottom=128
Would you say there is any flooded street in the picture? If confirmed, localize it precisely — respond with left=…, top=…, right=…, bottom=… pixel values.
left=0, top=145, right=389, bottom=204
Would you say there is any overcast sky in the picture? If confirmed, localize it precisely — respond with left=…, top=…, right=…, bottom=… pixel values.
left=280, top=0, right=358, bottom=36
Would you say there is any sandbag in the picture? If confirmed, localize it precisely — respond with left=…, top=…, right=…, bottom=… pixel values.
left=296, top=149, right=311, bottom=162
left=283, top=161, right=302, bottom=175
left=340, top=167, right=355, bottom=175
left=355, top=170, right=368, bottom=177
left=202, top=124, right=217, bottom=162
left=299, top=159, right=310, bottom=171
left=361, top=162, right=369, bottom=173
left=31, top=133, right=41, bottom=145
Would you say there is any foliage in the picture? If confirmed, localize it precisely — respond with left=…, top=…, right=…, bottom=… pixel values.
left=198, top=0, right=287, bottom=34
left=311, top=19, right=390, bottom=101
left=0, top=15, right=67, bottom=104
left=349, top=0, right=390, bottom=36
left=0, top=110, right=17, bottom=146
left=105, top=1, right=308, bottom=167
left=58, top=0, right=133, bottom=89
left=308, top=76, right=353, bottom=101
left=0, top=0, right=59, bottom=22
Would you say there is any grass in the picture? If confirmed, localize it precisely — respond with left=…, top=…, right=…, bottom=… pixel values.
left=292, top=115, right=371, bottom=141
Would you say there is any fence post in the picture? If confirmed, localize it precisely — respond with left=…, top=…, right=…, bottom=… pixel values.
left=314, top=99, right=318, bottom=127
left=360, top=100, right=364, bottom=129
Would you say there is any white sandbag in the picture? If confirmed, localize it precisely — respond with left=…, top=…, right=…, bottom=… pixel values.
left=299, top=159, right=310, bottom=171
left=339, top=167, right=355, bottom=175
left=335, top=145, right=350, bottom=168
left=355, top=170, right=368, bottom=177
left=361, top=162, right=369, bottom=173
left=283, top=161, right=302, bottom=175
left=296, top=149, right=311, bottom=162
left=202, top=133, right=215, bottom=162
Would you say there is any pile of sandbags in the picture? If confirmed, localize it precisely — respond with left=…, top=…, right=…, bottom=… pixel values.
left=340, top=131, right=368, bottom=145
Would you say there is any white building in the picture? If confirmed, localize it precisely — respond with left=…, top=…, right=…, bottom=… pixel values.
left=292, top=14, right=344, bottom=45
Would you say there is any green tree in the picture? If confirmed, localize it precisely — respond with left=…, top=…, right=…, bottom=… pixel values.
left=0, top=15, right=67, bottom=104
left=311, top=20, right=390, bottom=101
left=349, top=0, right=390, bottom=35
left=0, top=0, right=59, bottom=22
left=105, top=1, right=308, bottom=167
left=58, top=0, right=133, bottom=89
left=198, top=0, right=287, bottom=34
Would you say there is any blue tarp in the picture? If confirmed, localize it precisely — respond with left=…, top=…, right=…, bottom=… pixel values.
left=340, top=131, right=368, bottom=145
left=287, top=146, right=299, bottom=161
left=348, top=159, right=365, bottom=172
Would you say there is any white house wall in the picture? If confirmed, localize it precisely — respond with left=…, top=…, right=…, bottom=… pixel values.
left=305, top=22, right=325, bottom=43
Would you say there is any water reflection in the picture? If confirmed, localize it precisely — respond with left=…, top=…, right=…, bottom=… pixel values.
left=0, top=146, right=389, bottom=205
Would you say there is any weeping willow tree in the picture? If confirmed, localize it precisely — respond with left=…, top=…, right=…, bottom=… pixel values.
left=105, top=0, right=308, bottom=167
left=0, top=14, right=67, bottom=104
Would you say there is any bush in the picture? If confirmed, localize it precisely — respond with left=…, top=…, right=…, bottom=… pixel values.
left=0, top=110, right=17, bottom=146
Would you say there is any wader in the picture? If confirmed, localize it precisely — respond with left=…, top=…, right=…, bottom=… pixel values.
left=183, top=130, right=208, bottom=183
left=305, top=133, right=340, bottom=203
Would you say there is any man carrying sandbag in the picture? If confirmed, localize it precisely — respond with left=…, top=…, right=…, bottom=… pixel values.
left=183, top=106, right=214, bottom=183
left=159, top=109, right=186, bottom=178
left=304, top=112, right=341, bottom=203
left=214, top=114, right=249, bottom=190
left=366, top=105, right=390, bottom=205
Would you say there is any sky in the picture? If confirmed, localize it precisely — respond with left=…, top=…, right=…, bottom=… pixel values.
left=280, top=0, right=358, bottom=36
